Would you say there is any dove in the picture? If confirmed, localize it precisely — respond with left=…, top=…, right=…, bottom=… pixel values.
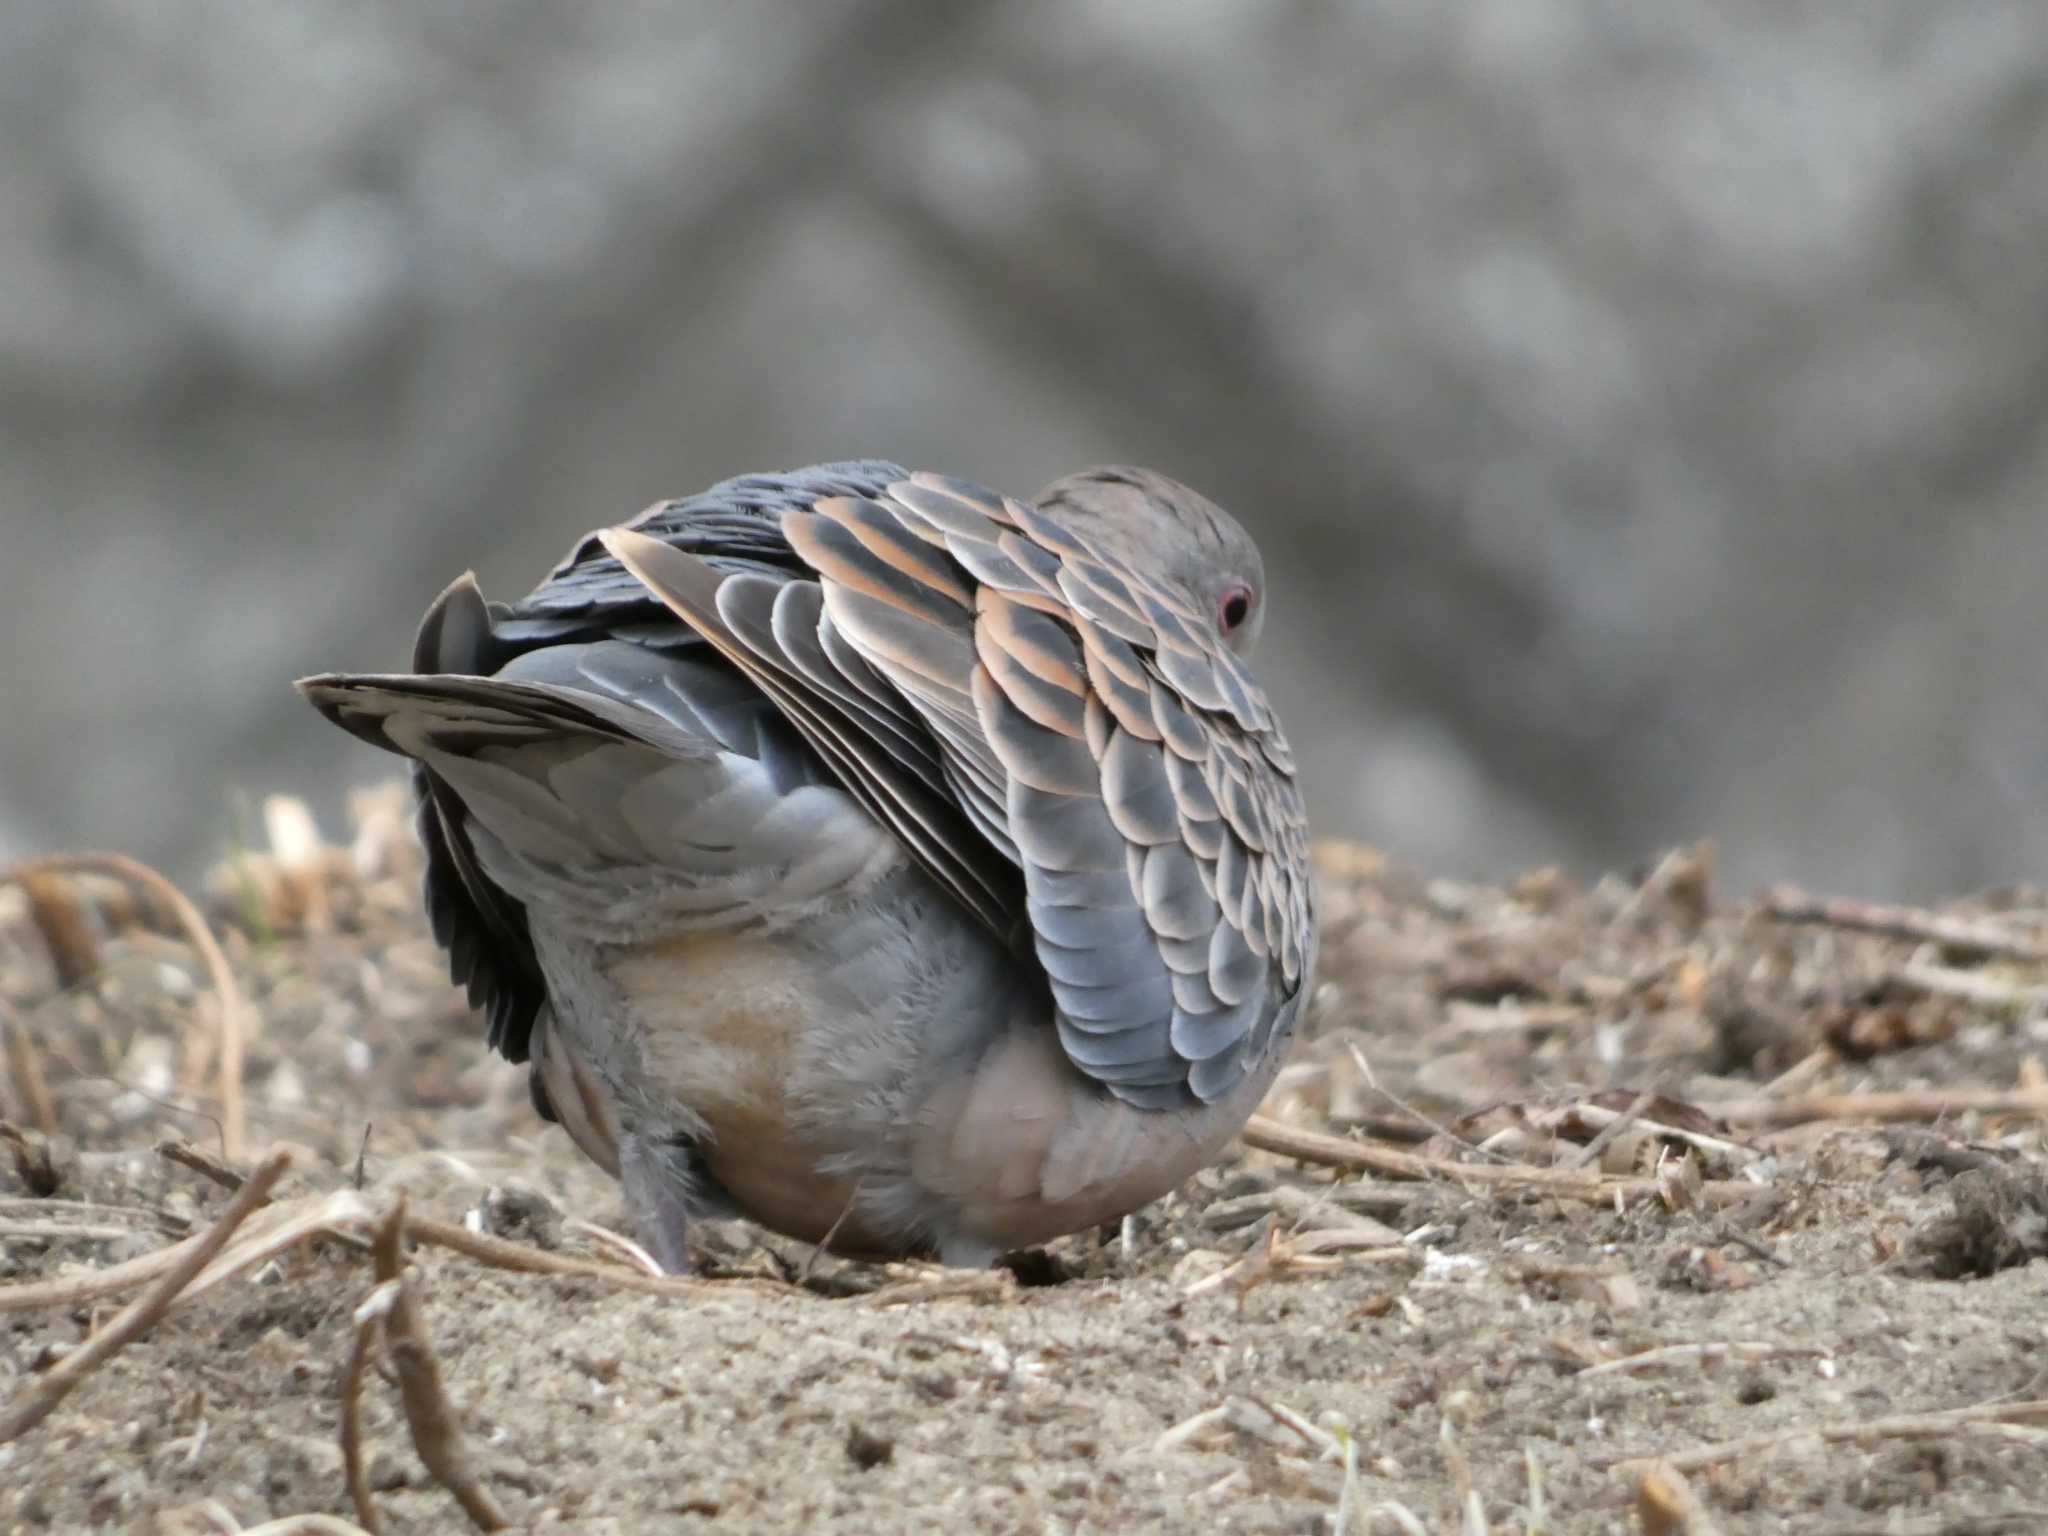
left=300, top=461, right=1314, bottom=1272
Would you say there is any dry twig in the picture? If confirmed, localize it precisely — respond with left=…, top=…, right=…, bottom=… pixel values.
left=0, top=1196, right=172, bottom=1226
left=858, top=1265, right=1017, bottom=1308
left=1714, top=1086, right=2048, bottom=1129
left=1152, top=1402, right=1233, bottom=1453
left=1344, top=1040, right=1495, bottom=1157
left=1239, top=1115, right=1764, bottom=1207
left=372, top=1200, right=511, bottom=1532
left=1763, top=885, right=2048, bottom=962
left=0, top=1227, right=218, bottom=1315
left=14, top=867, right=101, bottom=985
left=5, top=852, right=251, bottom=1159
left=402, top=1213, right=774, bottom=1299
left=1580, top=1341, right=1831, bottom=1377
left=0, top=1219, right=139, bottom=1242
left=2, top=1007, right=57, bottom=1137
left=1606, top=1398, right=2048, bottom=1473
left=159, top=1137, right=247, bottom=1192
left=343, top=1278, right=400, bottom=1535
left=1181, top=1222, right=1413, bottom=1308
left=0, top=1186, right=364, bottom=1315
left=1244, top=1394, right=1338, bottom=1456
left=1558, top=1088, right=1659, bottom=1170
left=1894, top=960, right=2048, bottom=1009
left=0, top=1148, right=290, bottom=1442
left=1759, top=1047, right=1836, bottom=1098
left=1565, top=1097, right=1759, bottom=1167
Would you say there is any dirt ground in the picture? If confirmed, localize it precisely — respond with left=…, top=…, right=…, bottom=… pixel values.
left=3, top=787, right=2047, bottom=1535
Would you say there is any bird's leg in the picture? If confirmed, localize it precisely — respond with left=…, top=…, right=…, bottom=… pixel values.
left=619, top=1131, right=701, bottom=1276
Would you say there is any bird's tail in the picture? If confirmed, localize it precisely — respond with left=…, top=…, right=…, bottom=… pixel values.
left=295, top=668, right=702, bottom=763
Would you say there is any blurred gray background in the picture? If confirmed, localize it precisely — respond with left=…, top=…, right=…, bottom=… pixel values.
left=4, top=3, right=2045, bottom=899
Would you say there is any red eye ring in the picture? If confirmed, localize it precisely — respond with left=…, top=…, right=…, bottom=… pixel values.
left=1218, top=583, right=1254, bottom=633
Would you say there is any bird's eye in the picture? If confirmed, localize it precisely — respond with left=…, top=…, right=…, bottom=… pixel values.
left=1218, top=584, right=1254, bottom=633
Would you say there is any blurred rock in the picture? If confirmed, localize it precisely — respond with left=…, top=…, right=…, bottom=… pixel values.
left=3, top=2, right=2045, bottom=897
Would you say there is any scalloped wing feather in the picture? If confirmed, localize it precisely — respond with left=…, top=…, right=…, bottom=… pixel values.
left=777, top=475, right=1313, bottom=1107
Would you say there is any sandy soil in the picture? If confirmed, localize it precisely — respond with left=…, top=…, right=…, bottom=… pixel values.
left=2, top=790, right=2046, bottom=1534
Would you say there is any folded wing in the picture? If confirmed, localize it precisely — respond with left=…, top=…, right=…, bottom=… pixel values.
left=603, top=471, right=1313, bottom=1109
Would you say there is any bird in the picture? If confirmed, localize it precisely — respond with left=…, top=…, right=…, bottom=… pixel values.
left=299, top=461, right=1314, bottom=1273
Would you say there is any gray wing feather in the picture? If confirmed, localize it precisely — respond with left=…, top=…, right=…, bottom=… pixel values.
left=600, top=528, right=1021, bottom=940
left=1098, top=729, right=1181, bottom=846
left=298, top=671, right=889, bottom=944
left=786, top=477, right=1313, bottom=1107
left=1170, top=991, right=1264, bottom=1061
left=1140, top=842, right=1218, bottom=940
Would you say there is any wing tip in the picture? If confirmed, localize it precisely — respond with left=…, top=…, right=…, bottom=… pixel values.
left=414, top=569, right=493, bottom=674
left=296, top=671, right=408, bottom=707
left=597, top=524, right=729, bottom=623
left=595, top=524, right=663, bottom=574
left=295, top=672, right=361, bottom=717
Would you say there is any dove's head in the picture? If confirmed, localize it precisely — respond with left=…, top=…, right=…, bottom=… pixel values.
left=1033, top=467, right=1269, bottom=657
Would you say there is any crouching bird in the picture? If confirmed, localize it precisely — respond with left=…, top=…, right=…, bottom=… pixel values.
left=299, top=462, right=1314, bottom=1272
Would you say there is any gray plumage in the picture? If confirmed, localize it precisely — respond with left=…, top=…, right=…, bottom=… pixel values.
left=299, top=460, right=1314, bottom=1271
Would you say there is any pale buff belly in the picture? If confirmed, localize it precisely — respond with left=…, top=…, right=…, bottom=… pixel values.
left=600, top=928, right=1267, bottom=1259
left=908, top=1027, right=1264, bottom=1253
left=606, top=930, right=882, bottom=1251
